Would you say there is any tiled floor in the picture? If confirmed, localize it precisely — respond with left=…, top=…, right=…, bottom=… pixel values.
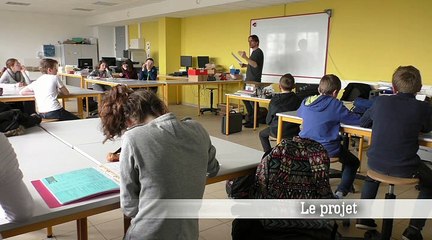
left=7, top=103, right=431, bottom=239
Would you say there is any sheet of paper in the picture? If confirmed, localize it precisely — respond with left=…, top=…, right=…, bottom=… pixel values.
left=40, top=168, right=119, bottom=205
left=231, top=52, right=244, bottom=65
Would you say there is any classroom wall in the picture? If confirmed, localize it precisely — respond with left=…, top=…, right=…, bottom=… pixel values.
left=133, top=0, right=432, bottom=107
left=92, top=26, right=116, bottom=58
left=0, top=10, right=94, bottom=68
left=140, top=21, right=159, bottom=65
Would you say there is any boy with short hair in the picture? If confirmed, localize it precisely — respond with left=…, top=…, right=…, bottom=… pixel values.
left=297, top=74, right=361, bottom=198
left=356, top=66, right=432, bottom=240
left=19, top=58, right=79, bottom=121
left=259, top=73, right=301, bottom=152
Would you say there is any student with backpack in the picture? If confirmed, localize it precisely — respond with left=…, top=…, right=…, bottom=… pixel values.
left=259, top=73, right=301, bottom=152
left=297, top=74, right=361, bottom=199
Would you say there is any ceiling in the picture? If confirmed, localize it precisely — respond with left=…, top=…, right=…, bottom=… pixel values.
left=0, top=0, right=305, bottom=25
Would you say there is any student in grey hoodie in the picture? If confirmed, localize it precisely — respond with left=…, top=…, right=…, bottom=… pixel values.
left=99, top=85, right=220, bottom=240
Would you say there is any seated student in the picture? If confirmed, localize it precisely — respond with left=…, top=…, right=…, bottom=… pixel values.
left=0, top=133, right=34, bottom=224
left=98, top=85, right=220, bottom=240
left=118, top=59, right=137, bottom=79
left=259, top=73, right=301, bottom=152
left=0, top=58, right=30, bottom=86
left=138, top=57, right=158, bottom=93
left=19, top=58, right=79, bottom=121
left=356, top=66, right=432, bottom=240
left=88, top=60, right=113, bottom=92
left=297, top=74, right=361, bottom=199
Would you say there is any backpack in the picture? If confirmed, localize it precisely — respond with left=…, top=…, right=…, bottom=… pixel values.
left=253, top=137, right=335, bottom=231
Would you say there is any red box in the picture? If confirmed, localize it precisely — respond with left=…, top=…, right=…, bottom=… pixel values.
left=188, top=69, right=208, bottom=75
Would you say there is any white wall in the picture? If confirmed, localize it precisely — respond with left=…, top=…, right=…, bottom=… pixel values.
left=0, top=10, right=94, bottom=68
left=92, top=26, right=115, bottom=58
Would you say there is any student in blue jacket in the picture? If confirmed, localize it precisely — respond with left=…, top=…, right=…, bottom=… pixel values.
left=297, top=74, right=361, bottom=199
left=139, top=58, right=158, bottom=93
left=356, top=66, right=432, bottom=240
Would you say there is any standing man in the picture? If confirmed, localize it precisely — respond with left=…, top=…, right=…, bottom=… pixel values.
left=239, top=35, right=264, bottom=128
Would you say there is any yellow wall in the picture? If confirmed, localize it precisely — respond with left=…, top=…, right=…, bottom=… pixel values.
left=128, top=24, right=139, bottom=46
left=140, top=21, right=159, bottom=65
left=132, top=0, right=432, bottom=107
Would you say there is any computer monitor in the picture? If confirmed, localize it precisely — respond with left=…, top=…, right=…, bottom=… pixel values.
left=78, top=58, right=93, bottom=70
left=101, top=57, right=117, bottom=67
left=180, top=56, right=192, bottom=68
left=197, top=56, right=209, bottom=68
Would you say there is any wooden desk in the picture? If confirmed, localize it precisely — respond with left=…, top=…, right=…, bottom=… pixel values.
left=164, top=80, right=242, bottom=115
left=83, top=78, right=166, bottom=103
left=58, top=73, right=88, bottom=88
left=0, top=85, right=103, bottom=118
left=225, top=94, right=271, bottom=134
left=0, top=127, right=119, bottom=240
left=275, top=111, right=432, bottom=161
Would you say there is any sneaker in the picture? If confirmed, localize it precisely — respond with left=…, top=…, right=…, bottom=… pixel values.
left=402, top=226, right=423, bottom=240
left=356, top=219, right=377, bottom=230
left=334, top=191, right=345, bottom=199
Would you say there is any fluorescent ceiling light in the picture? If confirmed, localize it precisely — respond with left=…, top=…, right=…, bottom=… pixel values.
left=5, top=1, right=31, bottom=6
left=72, top=8, right=94, bottom=12
left=93, top=1, right=118, bottom=6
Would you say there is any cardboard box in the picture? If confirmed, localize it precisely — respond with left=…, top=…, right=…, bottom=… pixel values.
left=188, top=69, right=208, bottom=75
left=188, top=75, right=208, bottom=82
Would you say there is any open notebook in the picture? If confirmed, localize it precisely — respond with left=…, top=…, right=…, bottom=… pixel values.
left=32, top=167, right=119, bottom=208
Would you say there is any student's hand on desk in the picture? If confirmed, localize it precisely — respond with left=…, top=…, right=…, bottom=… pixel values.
left=107, top=152, right=120, bottom=162
left=119, top=73, right=124, bottom=77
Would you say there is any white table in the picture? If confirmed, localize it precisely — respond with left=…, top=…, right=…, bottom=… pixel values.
left=0, top=84, right=103, bottom=118
left=0, top=127, right=119, bottom=239
left=41, top=118, right=263, bottom=183
left=3, top=118, right=263, bottom=239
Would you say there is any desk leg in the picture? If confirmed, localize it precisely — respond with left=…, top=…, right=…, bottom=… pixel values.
left=164, top=85, right=169, bottom=107
left=277, top=116, right=283, bottom=144
left=77, top=97, right=84, bottom=119
left=80, top=76, right=84, bottom=88
left=124, top=215, right=131, bottom=236
left=176, top=86, right=179, bottom=105
left=197, top=85, right=201, bottom=116
left=358, top=136, right=364, bottom=172
left=97, top=94, right=102, bottom=104
left=47, top=226, right=53, bottom=238
left=253, top=101, right=257, bottom=130
left=77, top=218, right=88, bottom=240
left=226, top=95, right=230, bottom=135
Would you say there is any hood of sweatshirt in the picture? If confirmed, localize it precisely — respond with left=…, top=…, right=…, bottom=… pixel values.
left=303, top=95, right=334, bottom=112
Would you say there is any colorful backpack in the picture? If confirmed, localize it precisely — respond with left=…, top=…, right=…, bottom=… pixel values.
left=253, top=136, right=335, bottom=230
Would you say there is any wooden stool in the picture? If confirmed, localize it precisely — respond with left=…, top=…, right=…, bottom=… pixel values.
left=366, top=169, right=419, bottom=240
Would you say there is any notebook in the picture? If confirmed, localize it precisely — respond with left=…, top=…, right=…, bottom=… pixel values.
left=32, top=168, right=119, bottom=208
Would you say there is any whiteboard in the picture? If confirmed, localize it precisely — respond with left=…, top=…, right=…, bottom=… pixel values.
left=250, top=12, right=330, bottom=83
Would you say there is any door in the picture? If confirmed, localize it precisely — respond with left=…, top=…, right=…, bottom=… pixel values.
left=115, top=26, right=126, bottom=58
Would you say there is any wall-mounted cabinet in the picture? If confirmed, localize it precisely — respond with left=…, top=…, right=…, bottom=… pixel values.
left=60, top=44, right=98, bottom=68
